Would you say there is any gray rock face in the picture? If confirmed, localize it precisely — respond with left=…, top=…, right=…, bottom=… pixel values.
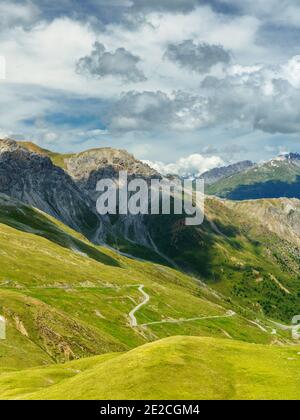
left=200, top=160, right=254, bottom=185
left=0, top=139, right=164, bottom=247
left=65, top=148, right=161, bottom=247
left=66, top=148, right=159, bottom=199
left=0, top=139, right=101, bottom=239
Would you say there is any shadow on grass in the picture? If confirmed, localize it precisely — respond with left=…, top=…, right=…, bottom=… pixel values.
left=0, top=203, right=120, bottom=268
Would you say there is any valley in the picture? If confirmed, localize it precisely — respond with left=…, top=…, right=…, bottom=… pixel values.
left=0, top=139, right=300, bottom=400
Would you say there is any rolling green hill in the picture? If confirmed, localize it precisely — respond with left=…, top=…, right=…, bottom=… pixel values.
left=1, top=336, right=300, bottom=400
left=2, top=194, right=284, bottom=375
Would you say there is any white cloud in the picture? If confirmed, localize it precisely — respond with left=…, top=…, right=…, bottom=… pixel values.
left=108, top=90, right=215, bottom=132
left=106, top=55, right=300, bottom=136
left=227, top=64, right=262, bottom=77
left=0, top=18, right=95, bottom=93
left=0, top=5, right=262, bottom=97
left=199, top=63, right=300, bottom=134
left=144, top=153, right=224, bottom=177
left=282, top=56, right=300, bottom=88
left=0, top=55, right=5, bottom=79
left=0, top=1, right=39, bottom=28
left=41, top=131, right=58, bottom=143
left=0, top=1, right=299, bottom=162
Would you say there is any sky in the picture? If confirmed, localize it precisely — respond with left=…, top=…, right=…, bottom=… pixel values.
left=0, top=0, right=300, bottom=176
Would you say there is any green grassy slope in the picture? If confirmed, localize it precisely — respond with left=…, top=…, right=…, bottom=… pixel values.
left=1, top=195, right=284, bottom=373
left=2, top=144, right=300, bottom=400
left=1, top=187, right=300, bottom=401
left=206, top=159, right=300, bottom=200
left=147, top=197, right=300, bottom=323
left=17, top=142, right=73, bottom=170
left=1, top=336, right=300, bottom=400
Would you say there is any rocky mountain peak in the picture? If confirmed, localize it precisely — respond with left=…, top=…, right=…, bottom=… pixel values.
left=0, top=138, right=101, bottom=240
left=0, top=138, right=21, bottom=153
left=66, top=147, right=159, bottom=182
left=0, top=138, right=57, bottom=176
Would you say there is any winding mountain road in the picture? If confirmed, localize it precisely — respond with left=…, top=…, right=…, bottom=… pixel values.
left=129, top=285, right=150, bottom=327
left=129, top=285, right=236, bottom=328
left=140, top=310, right=236, bottom=327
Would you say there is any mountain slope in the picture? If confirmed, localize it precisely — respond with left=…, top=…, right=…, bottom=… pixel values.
left=65, top=147, right=161, bottom=246
left=226, top=198, right=300, bottom=247
left=1, top=142, right=300, bottom=400
left=207, top=154, right=300, bottom=200
left=2, top=336, right=300, bottom=400
left=0, top=139, right=101, bottom=240
left=19, top=140, right=161, bottom=247
left=0, top=195, right=283, bottom=372
left=146, top=196, right=300, bottom=323
left=17, top=141, right=73, bottom=170
left=201, top=160, right=254, bottom=185
left=3, top=140, right=300, bottom=324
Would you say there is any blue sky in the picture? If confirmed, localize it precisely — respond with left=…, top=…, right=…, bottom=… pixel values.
left=0, top=0, right=300, bottom=176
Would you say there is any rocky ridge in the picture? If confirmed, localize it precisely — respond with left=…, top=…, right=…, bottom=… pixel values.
left=0, top=139, right=102, bottom=240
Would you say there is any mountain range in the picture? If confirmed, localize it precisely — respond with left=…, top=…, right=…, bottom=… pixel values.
left=1, top=138, right=300, bottom=399
left=200, top=160, right=254, bottom=185
left=206, top=153, right=300, bottom=200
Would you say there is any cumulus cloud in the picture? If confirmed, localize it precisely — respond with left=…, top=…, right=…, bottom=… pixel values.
left=3, top=1, right=300, bottom=43
left=108, top=91, right=172, bottom=131
left=144, top=153, right=224, bottom=177
left=0, top=1, right=39, bottom=28
left=76, top=42, right=146, bottom=82
left=105, top=56, right=300, bottom=135
left=165, top=40, right=231, bottom=74
left=1, top=0, right=300, bottom=162
left=0, top=5, right=260, bottom=97
left=200, top=63, right=300, bottom=134
left=107, top=90, right=214, bottom=132
left=282, top=56, right=300, bottom=88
